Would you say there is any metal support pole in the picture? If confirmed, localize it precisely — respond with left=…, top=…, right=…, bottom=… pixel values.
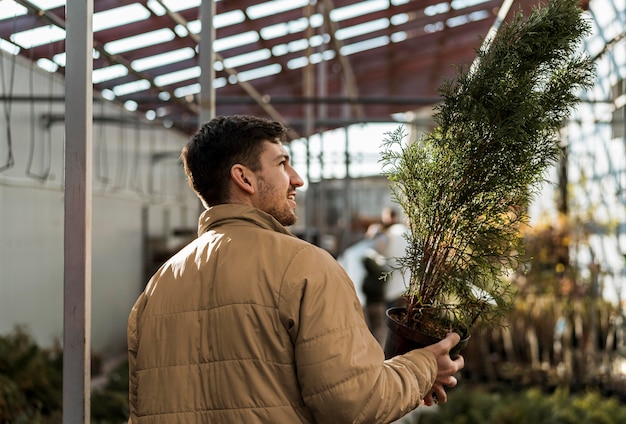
left=199, top=0, right=216, bottom=125
left=63, top=0, right=93, bottom=422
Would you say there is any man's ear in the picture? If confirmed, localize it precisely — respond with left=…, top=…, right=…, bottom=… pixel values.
left=230, top=164, right=255, bottom=194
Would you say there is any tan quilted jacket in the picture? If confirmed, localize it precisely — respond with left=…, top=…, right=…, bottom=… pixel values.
left=128, top=204, right=437, bottom=423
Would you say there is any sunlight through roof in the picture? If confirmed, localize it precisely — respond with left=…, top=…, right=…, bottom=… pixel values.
left=154, top=66, right=201, bottom=87
left=114, top=80, right=151, bottom=97
left=27, top=0, right=65, bottom=10
left=247, top=0, right=310, bottom=20
left=223, top=49, right=272, bottom=69
left=330, top=0, right=389, bottom=22
left=11, top=25, right=65, bottom=49
left=213, top=31, right=259, bottom=52
left=341, top=36, right=390, bottom=56
left=132, top=47, right=196, bottom=72
left=160, top=0, right=201, bottom=13
left=236, top=63, right=282, bottom=82
left=335, top=18, right=390, bottom=41
left=0, top=38, right=19, bottom=55
left=93, top=4, right=151, bottom=33
left=36, top=58, right=58, bottom=73
left=0, top=0, right=26, bottom=21
left=93, top=64, right=129, bottom=84
left=0, top=0, right=506, bottom=138
left=105, top=29, right=176, bottom=55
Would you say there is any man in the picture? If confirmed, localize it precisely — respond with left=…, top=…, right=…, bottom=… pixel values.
left=127, top=115, right=464, bottom=423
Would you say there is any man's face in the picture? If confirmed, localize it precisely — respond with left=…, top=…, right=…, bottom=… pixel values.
left=253, top=140, right=304, bottom=226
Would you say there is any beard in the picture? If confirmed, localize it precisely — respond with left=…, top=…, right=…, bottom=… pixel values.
left=257, top=177, right=297, bottom=226
left=266, top=203, right=297, bottom=227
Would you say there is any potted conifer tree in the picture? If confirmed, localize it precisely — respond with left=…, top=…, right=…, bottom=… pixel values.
left=380, top=0, right=595, bottom=358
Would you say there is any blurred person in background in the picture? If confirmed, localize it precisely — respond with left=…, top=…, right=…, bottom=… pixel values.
left=361, top=211, right=393, bottom=344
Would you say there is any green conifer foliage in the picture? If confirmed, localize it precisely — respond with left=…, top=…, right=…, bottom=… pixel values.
left=381, top=0, right=595, bottom=336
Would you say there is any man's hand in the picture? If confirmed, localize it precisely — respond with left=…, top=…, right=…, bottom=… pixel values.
left=422, top=333, right=465, bottom=406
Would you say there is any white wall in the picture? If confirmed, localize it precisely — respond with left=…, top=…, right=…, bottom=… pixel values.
left=0, top=51, right=200, bottom=356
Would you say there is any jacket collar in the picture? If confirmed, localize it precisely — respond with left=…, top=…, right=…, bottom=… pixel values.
left=197, top=204, right=296, bottom=238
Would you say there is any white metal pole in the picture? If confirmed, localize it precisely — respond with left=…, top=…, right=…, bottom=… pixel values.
left=63, top=0, right=93, bottom=422
left=199, top=0, right=216, bottom=124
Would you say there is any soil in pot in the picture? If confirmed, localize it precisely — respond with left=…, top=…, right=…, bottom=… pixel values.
left=384, top=307, right=469, bottom=359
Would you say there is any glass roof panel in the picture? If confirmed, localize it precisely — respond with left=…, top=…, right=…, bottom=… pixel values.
left=330, top=0, right=389, bottom=22
left=104, top=28, right=176, bottom=55
left=11, top=25, right=65, bottom=49
left=154, top=66, right=201, bottom=87
left=213, top=31, right=259, bottom=52
left=132, top=47, right=196, bottom=72
left=113, top=79, right=151, bottom=96
left=93, top=64, right=128, bottom=84
left=335, top=18, right=390, bottom=41
left=247, top=0, right=311, bottom=20
left=28, top=0, right=65, bottom=10
left=0, top=0, right=27, bottom=21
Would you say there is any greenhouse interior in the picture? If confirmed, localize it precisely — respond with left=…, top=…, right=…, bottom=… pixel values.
left=0, top=0, right=625, bottom=422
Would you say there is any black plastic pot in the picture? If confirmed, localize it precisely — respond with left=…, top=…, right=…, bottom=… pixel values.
left=384, top=307, right=469, bottom=359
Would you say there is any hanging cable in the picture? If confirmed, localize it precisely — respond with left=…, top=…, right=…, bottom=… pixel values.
left=111, top=107, right=127, bottom=191
left=26, top=50, right=52, bottom=180
left=130, top=119, right=144, bottom=194
left=148, top=126, right=156, bottom=197
left=0, top=17, right=18, bottom=172
left=95, top=101, right=110, bottom=186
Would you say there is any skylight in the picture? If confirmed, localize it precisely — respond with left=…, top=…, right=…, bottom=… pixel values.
left=425, top=21, right=445, bottom=34
left=132, top=47, right=196, bottom=72
left=246, top=0, right=310, bottom=20
left=124, top=100, right=138, bottom=111
left=213, top=31, right=259, bottom=52
left=335, top=18, right=390, bottom=41
left=105, top=29, right=176, bottom=55
left=447, top=10, right=489, bottom=28
left=330, top=0, right=389, bottom=22
left=223, top=49, right=272, bottom=69
left=93, top=4, right=151, bottom=33
left=37, top=58, right=58, bottom=73
left=27, top=0, right=65, bottom=10
left=452, top=0, right=491, bottom=10
left=340, top=36, right=390, bottom=56
left=214, top=10, right=246, bottom=28
left=0, top=38, right=19, bottom=55
left=11, top=25, right=65, bottom=49
left=287, top=51, right=335, bottom=70
left=391, top=13, right=409, bottom=26
left=159, top=0, right=201, bottom=13
left=93, top=64, right=129, bottom=84
left=236, top=63, right=282, bottom=82
left=391, top=31, right=407, bottom=43
left=425, top=2, right=450, bottom=16
left=260, top=15, right=323, bottom=41
left=173, top=77, right=227, bottom=98
left=154, top=66, right=201, bottom=87
left=0, top=0, right=27, bottom=21
left=260, top=23, right=290, bottom=40
left=174, top=83, right=201, bottom=98
left=146, top=0, right=166, bottom=16
left=114, top=80, right=151, bottom=97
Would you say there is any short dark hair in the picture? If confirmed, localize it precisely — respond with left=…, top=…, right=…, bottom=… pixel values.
left=181, top=115, right=288, bottom=207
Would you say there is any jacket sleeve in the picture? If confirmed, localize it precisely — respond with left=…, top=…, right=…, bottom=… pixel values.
left=127, top=293, right=145, bottom=424
left=279, top=245, right=438, bottom=424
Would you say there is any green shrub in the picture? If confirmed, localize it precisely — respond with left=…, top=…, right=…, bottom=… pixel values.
left=0, top=327, right=130, bottom=424
left=0, top=326, right=63, bottom=423
left=418, top=386, right=626, bottom=424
